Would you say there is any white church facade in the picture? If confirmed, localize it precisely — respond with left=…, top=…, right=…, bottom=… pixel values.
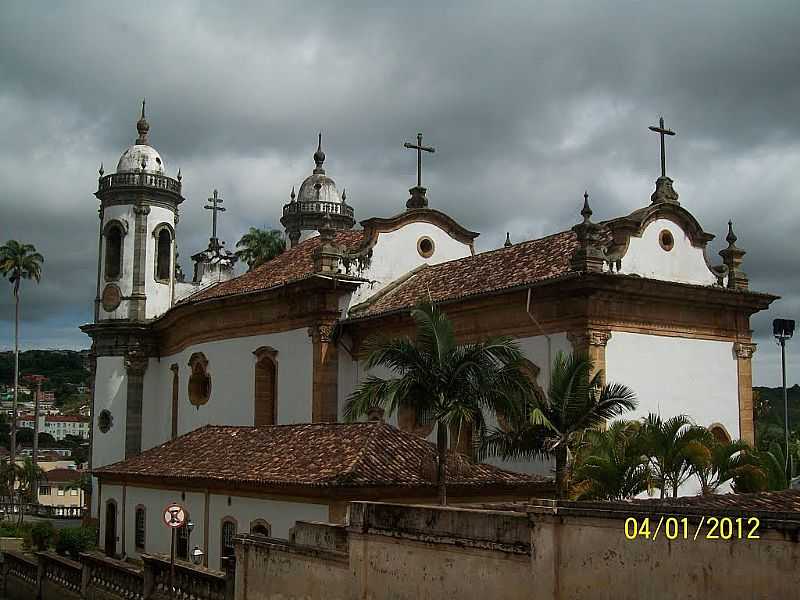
left=84, top=104, right=776, bottom=568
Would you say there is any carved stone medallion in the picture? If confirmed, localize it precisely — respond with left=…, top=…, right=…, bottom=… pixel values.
left=101, top=284, right=122, bottom=312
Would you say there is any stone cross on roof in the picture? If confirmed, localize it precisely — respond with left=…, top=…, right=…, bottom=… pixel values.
left=204, top=189, right=226, bottom=241
left=404, top=132, right=435, bottom=188
left=648, top=116, right=676, bottom=178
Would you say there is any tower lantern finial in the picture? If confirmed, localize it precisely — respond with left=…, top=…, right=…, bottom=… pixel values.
left=136, top=98, right=150, bottom=145
left=581, top=190, right=593, bottom=223
left=313, top=132, right=326, bottom=173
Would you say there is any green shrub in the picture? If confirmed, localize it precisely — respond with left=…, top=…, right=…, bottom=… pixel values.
left=55, top=526, right=96, bottom=559
left=30, top=521, right=55, bottom=550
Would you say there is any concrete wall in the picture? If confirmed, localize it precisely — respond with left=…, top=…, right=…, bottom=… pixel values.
left=616, top=218, right=717, bottom=286
left=234, top=500, right=800, bottom=600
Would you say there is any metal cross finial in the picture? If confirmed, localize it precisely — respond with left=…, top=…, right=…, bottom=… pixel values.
left=204, top=189, right=226, bottom=241
left=403, top=132, right=435, bottom=188
left=648, top=116, right=676, bottom=178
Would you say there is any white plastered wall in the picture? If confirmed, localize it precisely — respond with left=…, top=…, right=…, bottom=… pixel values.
left=616, top=218, right=717, bottom=286
left=91, top=356, right=127, bottom=516
left=141, top=329, right=313, bottom=451
left=348, top=222, right=473, bottom=309
left=98, top=205, right=135, bottom=320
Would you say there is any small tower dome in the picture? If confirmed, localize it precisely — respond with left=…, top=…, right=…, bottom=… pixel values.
left=280, top=134, right=355, bottom=247
left=115, top=99, right=166, bottom=174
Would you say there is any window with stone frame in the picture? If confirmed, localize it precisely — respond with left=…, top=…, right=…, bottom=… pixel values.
left=134, top=505, right=146, bottom=551
left=187, top=353, right=211, bottom=407
left=176, top=514, right=190, bottom=560
left=104, top=222, right=124, bottom=281
left=154, top=226, right=172, bottom=282
left=220, top=518, right=237, bottom=562
left=249, top=519, right=271, bottom=537
left=253, top=347, right=278, bottom=426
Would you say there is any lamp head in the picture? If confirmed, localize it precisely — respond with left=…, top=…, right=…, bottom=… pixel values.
left=190, top=546, right=204, bottom=565
left=773, top=318, right=795, bottom=340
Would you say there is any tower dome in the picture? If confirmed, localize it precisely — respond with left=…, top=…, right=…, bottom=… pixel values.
left=281, top=134, right=355, bottom=247
left=115, top=99, right=166, bottom=174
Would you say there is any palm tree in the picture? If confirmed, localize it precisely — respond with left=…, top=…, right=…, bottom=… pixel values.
left=235, top=228, right=285, bottom=270
left=481, top=351, right=637, bottom=498
left=0, top=240, right=44, bottom=468
left=641, top=414, right=707, bottom=498
left=344, top=302, right=533, bottom=505
left=683, top=429, right=750, bottom=495
left=732, top=443, right=789, bottom=492
left=571, top=420, right=651, bottom=500
left=15, top=458, right=44, bottom=523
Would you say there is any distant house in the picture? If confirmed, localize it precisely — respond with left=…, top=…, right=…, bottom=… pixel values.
left=38, top=468, right=84, bottom=509
left=16, top=414, right=89, bottom=441
left=93, top=422, right=550, bottom=567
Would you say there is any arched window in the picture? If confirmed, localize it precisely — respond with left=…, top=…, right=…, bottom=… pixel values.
left=709, top=423, right=732, bottom=444
left=104, top=500, right=117, bottom=557
left=250, top=519, right=271, bottom=537
left=154, top=225, right=173, bottom=282
left=188, top=353, right=211, bottom=407
left=134, top=505, right=146, bottom=551
left=104, top=222, right=125, bottom=281
left=253, top=347, right=278, bottom=426
left=176, top=512, right=191, bottom=560
left=220, top=518, right=237, bottom=563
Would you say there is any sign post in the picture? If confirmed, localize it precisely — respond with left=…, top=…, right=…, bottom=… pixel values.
left=162, top=503, right=187, bottom=598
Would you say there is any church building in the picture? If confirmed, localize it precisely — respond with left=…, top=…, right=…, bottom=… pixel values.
left=84, top=103, right=776, bottom=568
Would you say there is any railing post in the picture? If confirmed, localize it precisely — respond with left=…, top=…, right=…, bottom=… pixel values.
left=80, top=558, right=90, bottom=598
left=35, top=553, right=44, bottom=600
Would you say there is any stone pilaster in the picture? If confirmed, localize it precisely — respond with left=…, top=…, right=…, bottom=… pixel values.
left=567, top=329, right=612, bottom=383
left=733, top=341, right=757, bottom=445
left=124, top=342, right=149, bottom=458
left=129, top=204, right=151, bottom=320
left=309, top=322, right=338, bottom=422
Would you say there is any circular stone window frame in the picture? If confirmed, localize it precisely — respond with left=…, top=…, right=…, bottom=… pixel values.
left=417, top=236, right=435, bottom=259
left=658, top=229, right=675, bottom=252
left=98, top=409, right=113, bottom=433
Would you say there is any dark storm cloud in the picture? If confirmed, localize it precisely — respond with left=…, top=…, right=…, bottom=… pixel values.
left=0, top=1, right=798, bottom=384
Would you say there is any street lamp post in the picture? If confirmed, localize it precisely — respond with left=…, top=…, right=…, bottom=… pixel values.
left=186, top=519, right=194, bottom=555
left=773, top=318, right=795, bottom=479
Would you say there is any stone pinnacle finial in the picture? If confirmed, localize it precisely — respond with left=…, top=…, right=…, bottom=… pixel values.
left=177, top=169, right=182, bottom=182
left=99, top=163, right=104, bottom=177
left=341, top=188, right=347, bottom=203
left=726, top=220, right=738, bottom=246
left=504, top=232, right=512, bottom=247
left=581, top=191, right=593, bottom=223
left=313, top=132, right=326, bottom=173
left=290, top=186, right=296, bottom=202
left=136, top=98, right=150, bottom=144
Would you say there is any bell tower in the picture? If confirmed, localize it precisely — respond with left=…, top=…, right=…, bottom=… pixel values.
left=94, top=99, right=184, bottom=322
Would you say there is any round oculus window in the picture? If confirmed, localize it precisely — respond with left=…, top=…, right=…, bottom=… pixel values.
left=417, top=236, right=435, bottom=258
left=659, top=229, right=675, bottom=252
left=98, top=409, right=113, bottom=433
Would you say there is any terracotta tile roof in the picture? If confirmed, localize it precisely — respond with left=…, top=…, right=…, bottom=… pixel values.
left=347, top=230, right=580, bottom=319
left=184, top=231, right=367, bottom=304
left=44, top=468, right=83, bottom=483
left=93, top=422, right=548, bottom=491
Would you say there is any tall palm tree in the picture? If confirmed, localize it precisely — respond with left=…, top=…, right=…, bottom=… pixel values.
left=641, top=414, right=707, bottom=498
left=344, top=302, right=533, bottom=505
left=571, top=420, right=651, bottom=500
left=683, top=429, right=750, bottom=495
left=481, top=351, right=637, bottom=498
left=0, top=240, right=44, bottom=468
left=235, top=228, right=286, bottom=270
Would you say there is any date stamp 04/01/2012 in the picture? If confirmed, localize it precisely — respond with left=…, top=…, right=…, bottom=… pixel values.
left=624, top=516, right=761, bottom=541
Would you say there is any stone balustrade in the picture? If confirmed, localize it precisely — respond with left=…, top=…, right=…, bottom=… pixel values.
left=98, top=172, right=182, bottom=194
left=1, top=549, right=234, bottom=600
left=282, top=199, right=355, bottom=218
left=143, top=553, right=229, bottom=600
left=0, top=501, right=86, bottom=519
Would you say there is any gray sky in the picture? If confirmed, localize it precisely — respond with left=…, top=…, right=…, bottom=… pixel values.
left=0, top=1, right=798, bottom=386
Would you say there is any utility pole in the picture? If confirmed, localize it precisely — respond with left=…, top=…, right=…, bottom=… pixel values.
left=773, top=318, right=795, bottom=480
